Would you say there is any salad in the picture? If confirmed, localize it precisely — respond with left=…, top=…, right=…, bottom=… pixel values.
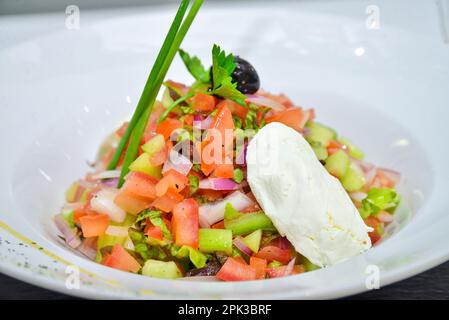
left=54, top=0, right=401, bottom=281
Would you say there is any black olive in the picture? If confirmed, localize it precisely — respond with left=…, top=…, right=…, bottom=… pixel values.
left=231, top=56, right=260, bottom=94
left=209, top=56, right=260, bottom=95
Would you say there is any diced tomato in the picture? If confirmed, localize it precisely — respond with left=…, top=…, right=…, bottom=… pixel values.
left=266, top=108, right=307, bottom=131
left=172, top=198, right=199, bottom=249
left=79, top=214, right=110, bottom=238
left=213, top=163, right=234, bottom=179
left=114, top=189, right=152, bottom=215
left=233, top=256, right=248, bottom=265
left=145, top=225, right=163, bottom=240
left=210, top=104, right=235, bottom=136
left=327, top=140, right=347, bottom=155
left=156, top=118, right=183, bottom=140
left=216, top=257, right=256, bottom=282
left=266, top=265, right=305, bottom=278
left=151, top=188, right=184, bottom=212
left=198, top=189, right=225, bottom=201
left=373, top=169, right=396, bottom=188
left=183, top=114, right=194, bottom=126
left=156, top=169, right=189, bottom=197
left=201, top=105, right=235, bottom=176
left=190, top=92, right=216, bottom=112
left=241, top=203, right=261, bottom=213
left=211, top=220, right=225, bottom=229
left=364, top=216, right=382, bottom=245
left=149, top=146, right=168, bottom=166
left=254, top=246, right=292, bottom=264
left=165, top=80, right=190, bottom=97
left=258, top=91, right=294, bottom=108
left=115, top=122, right=129, bottom=137
left=249, top=257, right=267, bottom=280
left=216, top=99, right=248, bottom=120
left=73, top=208, right=87, bottom=224
left=103, top=244, right=141, bottom=273
left=121, top=171, right=158, bottom=199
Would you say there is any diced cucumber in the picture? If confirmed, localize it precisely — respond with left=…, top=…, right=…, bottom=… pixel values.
left=79, top=188, right=90, bottom=204
left=339, top=137, right=364, bottom=160
left=224, top=203, right=243, bottom=221
left=161, top=87, right=174, bottom=108
left=171, top=245, right=207, bottom=269
left=111, top=213, right=136, bottom=227
left=325, top=150, right=349, bottom=178
left=62, top=210, right=75, bottom=228
left=129, top=153, right=162, bottom=178
left=303, top=257, right=320, bottom=271
left=198, top=229, right=233, bottom=255
left=142, top=260, right=182, bottom=279
left=306, top=122, right=336, bottom=147
left=243, top=229, right=262, bottom=253
left=141, top=134, right=165, bottom=155
left=310, top=142, right=328, bottom=161
left=65, top=182, right=79, bottom=203
left=224, top=212, right=275, bottom=236
left=340, top=164, right=366, bottom=192
left=267, top=260, right=283, bottom=268
left=96, top=234, right=127, bottom=262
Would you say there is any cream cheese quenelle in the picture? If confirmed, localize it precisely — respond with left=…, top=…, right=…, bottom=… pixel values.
left=246, top=122, right=373, bottom=267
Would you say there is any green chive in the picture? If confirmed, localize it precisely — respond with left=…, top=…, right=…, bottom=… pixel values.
left=115, top=0, right=204, bottom=187
left=158, top=92, right=194, bottom=124
left=107, top=0, right=190, bottom=171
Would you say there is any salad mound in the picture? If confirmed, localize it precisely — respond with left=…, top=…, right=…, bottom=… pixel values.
left=55, top=44, right=400, bottom=281
left=54, top=1, right=400, bottom=281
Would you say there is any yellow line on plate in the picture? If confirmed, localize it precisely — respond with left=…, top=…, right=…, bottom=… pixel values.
left=0, top=220, right=118, bottom=286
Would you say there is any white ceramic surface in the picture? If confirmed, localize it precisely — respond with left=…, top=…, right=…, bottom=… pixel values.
left=1, top=0, right=449, bottom=299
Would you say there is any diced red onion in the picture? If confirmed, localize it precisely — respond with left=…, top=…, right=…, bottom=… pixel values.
left=90, top=188, right=126, bottom=223
left=271, top=237, right=290, bottom=250
left=378, top=167, right=401, bottom=185
left=105, top=225, right=129, bottom=237
left=180, top=276, right=219, bottom=282
left=54, top=214, right=81, bottom=249
left=235, top=143, right=247, bottom=166
left=233, top=236, right=253, bottom=256
left=199, top=191, right=254, bottom=227
left=193, top=115, right=212, bottom=130
left=123, top=237, right=135, bottom=251
left=200, top=116, right=213, bottom=130
left=90, top=170, right=121, bottom=180
left=377, top=211, right=394, bottom=223
left=246, top=95, right=285, bottom=111
left=284, top=257, right=296, bottom=276
left=350, top=192, right=367, bottom=203
left=162, top=149, right=193, bottom=176
left=77, top=238, right=97, bottom=260
left=101, top=178, right=119, bottom=187
left=199, top=178, right=240, bottom=191
left=77, top=179, right=97, bottom=189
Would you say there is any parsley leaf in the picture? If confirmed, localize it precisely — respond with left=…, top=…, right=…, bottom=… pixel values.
left=359, top=188, right=400, bottom=219
left=178, top=49, right=210, bottom=83
left=210, top=44, right=247, bottom=106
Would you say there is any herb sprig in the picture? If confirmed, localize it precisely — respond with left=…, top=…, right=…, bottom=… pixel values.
left=107, top=0, right=204, bottom=187
left=178, top=45, right=247, bottom=105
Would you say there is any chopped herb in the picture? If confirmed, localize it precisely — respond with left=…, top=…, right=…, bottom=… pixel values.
left=359, top=188, right=400, bottom=219
left=233, top=168, right=244, bottom=183
left=188, top=174, right=199, bottom=194
left=178, top=49, right=210, bottom=83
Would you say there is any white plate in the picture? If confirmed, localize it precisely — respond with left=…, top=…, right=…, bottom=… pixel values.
left=1, top=0, right=449, bottom=299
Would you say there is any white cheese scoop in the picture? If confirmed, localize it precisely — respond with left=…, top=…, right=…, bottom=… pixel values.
left=246, top=122, right=372, bottom=267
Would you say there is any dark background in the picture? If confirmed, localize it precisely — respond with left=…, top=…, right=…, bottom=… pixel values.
left=1, top=261, right=448, bottom=299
